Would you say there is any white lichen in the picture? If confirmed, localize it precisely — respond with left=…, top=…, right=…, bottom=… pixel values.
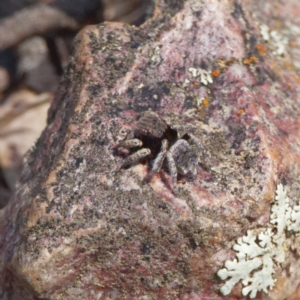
left=269, top=30, right=288, bottom=56
left=150, top=46, right=161, bottom=63
left=196, top=97, right=205, bottom=106
left=188, top=67, right=213, bottom=85
left=218, top=183, right=300, bottom=298
left=259, top=24, right=288, bottom=56
left=259, top=24, right=271, bottom=42
left=182, top=78, right=190, bottom=88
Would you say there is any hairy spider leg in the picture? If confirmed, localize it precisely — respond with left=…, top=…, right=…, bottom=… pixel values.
left=166, top=152, right=177, bottom=184
left=152, top=139, right=168, bottom=172
left=118, top=138, right=143, bottom=148
left=121, top=148, right=151, bottom=168
left=169, top=139, right=198, bottom=176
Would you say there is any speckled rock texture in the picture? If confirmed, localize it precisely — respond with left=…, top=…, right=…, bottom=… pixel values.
left=1, top=0, right=300, bottom=299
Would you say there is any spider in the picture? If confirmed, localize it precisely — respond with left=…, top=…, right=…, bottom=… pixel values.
left=117, top=111, right=200, bottom=184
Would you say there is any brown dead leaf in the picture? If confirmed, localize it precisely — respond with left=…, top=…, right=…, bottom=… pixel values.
left=0, top=90, right=51, bottom=189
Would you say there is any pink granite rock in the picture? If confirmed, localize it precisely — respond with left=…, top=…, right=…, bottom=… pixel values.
left=1, top=0, right=300, bottom=299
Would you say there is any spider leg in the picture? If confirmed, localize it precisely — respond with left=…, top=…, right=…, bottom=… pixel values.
left=121, top=148, right=151, bottom=168
left=166, top=152, right=177, bottom=184
left=169, top=139, right=198, bottom=176
left=118, top=138, right=143, bottom=149
left=152, top=139, right=168, bottom=172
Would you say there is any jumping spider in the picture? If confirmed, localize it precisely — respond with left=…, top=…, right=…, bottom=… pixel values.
left=117, top=111, right=201, bottom=184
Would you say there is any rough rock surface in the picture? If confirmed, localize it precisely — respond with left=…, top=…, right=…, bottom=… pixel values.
left=1, top=0, right=300, bottom=299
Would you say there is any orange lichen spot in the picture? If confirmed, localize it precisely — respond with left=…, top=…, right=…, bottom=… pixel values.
left=243, top=58, right=251, bottom=65
left=256, top=44, right=267, bottom=56
left=237, top=108, right=244, bottom=115
left=202, top=99, right=209, bottom=106
left=243, top=56, right=258, bottom=65
left=193, top=81, right=200, bottom=87
left=212, top=69, right=220, bottom=77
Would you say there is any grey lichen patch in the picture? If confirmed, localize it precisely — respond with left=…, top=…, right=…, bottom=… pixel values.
left=218, top=184, right=300, bottom=298
left=83, top=26, right=139, bottom=92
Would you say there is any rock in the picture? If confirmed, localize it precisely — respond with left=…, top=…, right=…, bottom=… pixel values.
left=1, top=0, right=300, bottom=299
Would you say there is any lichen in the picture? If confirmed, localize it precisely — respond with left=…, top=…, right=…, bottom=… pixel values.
left=259, top=24, right=288, bottom=56
left=188, top=67, right=213, bottom=85
left=218, top=183, right=300, bottom=298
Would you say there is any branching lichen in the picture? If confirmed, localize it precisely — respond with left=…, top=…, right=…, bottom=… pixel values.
left=188, top=67, right=213, bottom=85
left=218, top=184, right=299, bottom=298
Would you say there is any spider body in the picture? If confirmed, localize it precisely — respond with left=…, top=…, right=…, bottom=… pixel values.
left=118, top=111, right=200, bottom=183
left=133, top=111, right=168, bottom=139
